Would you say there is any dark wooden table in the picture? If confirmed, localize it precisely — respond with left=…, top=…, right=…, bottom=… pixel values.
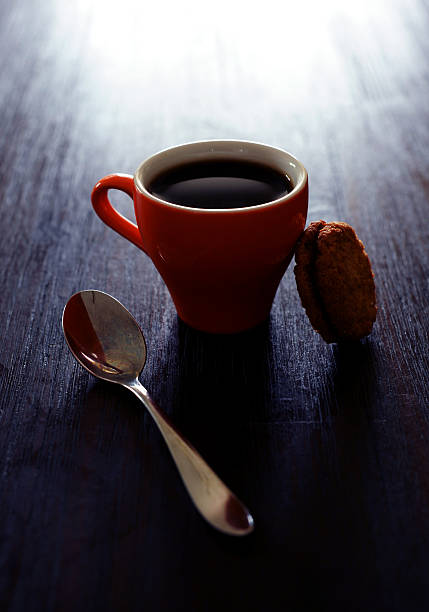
left=1, top=0, right=428, bottom=610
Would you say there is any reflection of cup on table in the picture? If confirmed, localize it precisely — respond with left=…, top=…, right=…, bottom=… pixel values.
left=91, top=140, right=308, bottom=333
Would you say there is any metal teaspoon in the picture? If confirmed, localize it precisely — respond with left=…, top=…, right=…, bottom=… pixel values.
left=62, top=290, right=254, bottom=536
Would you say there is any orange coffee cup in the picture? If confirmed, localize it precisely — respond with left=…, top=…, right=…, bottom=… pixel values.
left=91, top=140, right=308, bottom=333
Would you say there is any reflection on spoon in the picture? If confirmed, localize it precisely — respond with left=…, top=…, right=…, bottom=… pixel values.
left=62, top=290, right=254, bottom=536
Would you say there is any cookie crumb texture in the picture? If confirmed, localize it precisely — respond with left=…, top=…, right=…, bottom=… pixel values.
left=294, top=220, right=377, bottom=343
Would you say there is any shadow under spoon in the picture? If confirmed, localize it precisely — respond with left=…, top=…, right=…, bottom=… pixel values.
left=62, top=289, right=254, bottom=536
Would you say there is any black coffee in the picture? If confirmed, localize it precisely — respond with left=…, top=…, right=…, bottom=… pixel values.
left=147, top=159, right=293, bottom=209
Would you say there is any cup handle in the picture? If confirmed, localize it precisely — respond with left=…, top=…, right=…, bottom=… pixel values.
left=91, top=174, right=147, bottom=253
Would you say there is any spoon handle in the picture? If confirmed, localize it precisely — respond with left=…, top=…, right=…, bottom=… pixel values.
left=126, top=379, right=254, bottom=536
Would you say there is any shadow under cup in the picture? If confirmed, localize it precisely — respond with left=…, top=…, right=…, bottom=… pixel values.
left=92, top=140, right=308, bottom=334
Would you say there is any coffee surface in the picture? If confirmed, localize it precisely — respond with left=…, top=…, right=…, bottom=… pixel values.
left=147, top=159, right=293, bottom=209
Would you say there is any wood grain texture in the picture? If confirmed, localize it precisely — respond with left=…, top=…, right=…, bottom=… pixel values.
left=0, top=0, right=428, bottom=610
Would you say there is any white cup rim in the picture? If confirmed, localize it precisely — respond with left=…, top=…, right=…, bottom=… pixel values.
left=134, top=139, right=308, bottom=213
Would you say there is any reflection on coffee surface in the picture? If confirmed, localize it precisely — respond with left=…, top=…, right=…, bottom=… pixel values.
left=147, top=159, right=293, bottom=209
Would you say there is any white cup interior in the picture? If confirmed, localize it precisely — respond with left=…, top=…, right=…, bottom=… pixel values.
left=135, top=140, right=307, bottom=210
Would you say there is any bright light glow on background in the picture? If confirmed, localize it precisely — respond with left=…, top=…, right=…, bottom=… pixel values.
left=55, top=0, right=414, bottom=125
left=83, top=0, right=393, bottom=67
left=43, top=0, right=417, bottom=219
left=79, top=0, right=397, bottom=77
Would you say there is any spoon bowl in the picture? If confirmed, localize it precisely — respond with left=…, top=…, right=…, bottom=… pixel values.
left=62, top=290, right=254, bottom=536
left=62, top=290, right=146, bottom=383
